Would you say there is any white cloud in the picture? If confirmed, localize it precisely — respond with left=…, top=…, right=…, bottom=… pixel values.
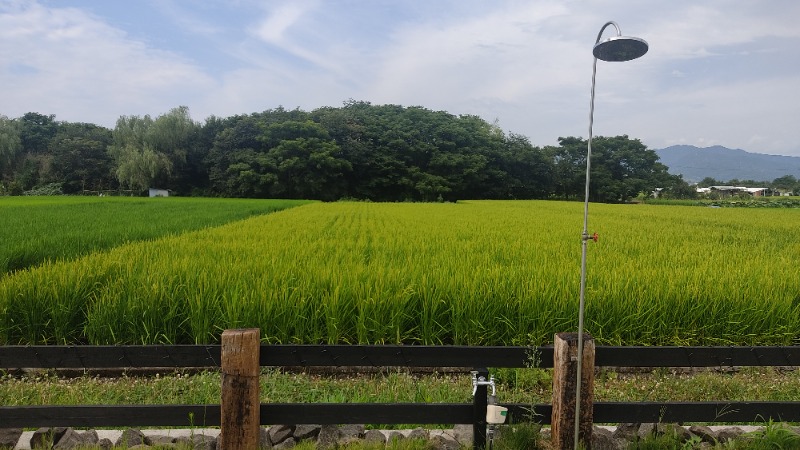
left=368, top=2, right=580, bottom=103
left=251, top=2, right=314, bottom=45
left=1, top=0, right=799, bottom=156
left=624, top=75, right=799, bottom=154
left=0, top=2, right=214, bottom=126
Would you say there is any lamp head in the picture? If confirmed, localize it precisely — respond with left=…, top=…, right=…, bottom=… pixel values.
left=593, top=35, right=648, bottom=62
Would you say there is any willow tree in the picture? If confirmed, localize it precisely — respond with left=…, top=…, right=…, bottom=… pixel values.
left=0, top=116, right=22, bottom=182
left=109, top=106, right=197, bottom=192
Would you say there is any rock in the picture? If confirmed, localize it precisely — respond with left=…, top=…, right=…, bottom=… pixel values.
left=54, top=429, right=99, bottom=449
left=593, top=426, right=626, bottom=450
left=148, top=435, right=175, bottom=446
left=0, top=429, right=23, bottom=448
left=268, top=425, right=295, bottom=446
left=452, top=424, right=473, bottom=446
left=293, top=424, right=320, bottom=441
left=387, top=431, right=405, bottom=442
left=717, top=427, right=745, bottom=443
left=407, top=427, right=429, bottom=440
left=273, top=438, right=296, bottom=450
left=338, top=424, right=365, bottom=439
left=430, top=435, right=460, bottom=450
left=689, top=425, right=718, bottom=444
left=662, top=424, right=693, bottom=442
left=175, top=434, right=216, bottom=450
left=336, top=425, right=365, bottom=446
left=316, top=425, right=339, bottom=450
left=637, top=423, right=659, bottom=440
left=116, top=428, right=147, bottom=447
left=612, top=423, right=640, bottom=440
left=364, top=429, right=386, bottom=443
left=31, top=427, right=69, bottom=449
left=259, top=427, right=272, bottom=449
left=97, top=438, right=113, bottom=450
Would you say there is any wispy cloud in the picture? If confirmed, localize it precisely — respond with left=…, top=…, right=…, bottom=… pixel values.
left=251, top=2, right=314, bottom=45
left=149, top=0, right=223, bottom=37
left=0, top=2, right=214, bottom=123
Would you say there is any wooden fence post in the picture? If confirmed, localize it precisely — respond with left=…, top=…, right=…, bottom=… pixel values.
left=220, top=328, right=261, bottom=450
left=551, top=332, right=595, bottom=450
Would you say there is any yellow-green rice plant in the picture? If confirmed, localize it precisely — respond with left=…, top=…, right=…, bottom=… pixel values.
left=582, top=204, right=800, bottom=345
left=2, top=200, right=799, bottom=346
left=0, top=258, right=116, bottom=344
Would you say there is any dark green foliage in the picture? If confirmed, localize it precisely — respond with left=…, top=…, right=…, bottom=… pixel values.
left=0, top=103, right=757, bottom=202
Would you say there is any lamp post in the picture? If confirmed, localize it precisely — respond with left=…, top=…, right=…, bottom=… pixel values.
left=574, top=21, right=648, bottom=449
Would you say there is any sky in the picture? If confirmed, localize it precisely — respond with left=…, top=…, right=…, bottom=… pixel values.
left=2, top=0, right=799, bottom=156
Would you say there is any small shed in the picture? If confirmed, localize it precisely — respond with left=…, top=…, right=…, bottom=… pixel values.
left=148, top=188, right=169, bottom=198
left=744, top=187, right=768, bottom=197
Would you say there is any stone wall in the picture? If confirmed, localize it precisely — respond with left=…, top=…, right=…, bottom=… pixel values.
left=1, top=423, right=793, bottom=449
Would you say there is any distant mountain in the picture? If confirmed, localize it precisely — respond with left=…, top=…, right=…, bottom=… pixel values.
left=654, top=145, right=800, bottom=183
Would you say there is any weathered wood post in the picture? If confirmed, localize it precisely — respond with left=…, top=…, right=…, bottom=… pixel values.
left=551, top=332, right=595, bottom=450
left=220, top=328, right=261, bottom=450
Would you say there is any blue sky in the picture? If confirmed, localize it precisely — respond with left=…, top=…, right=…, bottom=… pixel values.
left=2, top=0, right=799, bottom=156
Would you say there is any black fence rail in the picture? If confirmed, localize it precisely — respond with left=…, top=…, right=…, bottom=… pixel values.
left=7, top=344, right=800, bottom=369
left=2, top=342, right=800, bottom=447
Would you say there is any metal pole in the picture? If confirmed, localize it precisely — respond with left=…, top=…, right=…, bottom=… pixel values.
left=473, top=368, right=489, bottom=450
left=575, top=21, right=617, bottom=450
left=574, top=54, right=597, bottom=450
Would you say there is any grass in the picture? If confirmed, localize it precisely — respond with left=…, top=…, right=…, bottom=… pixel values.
left=4, top=367, right=800, bottom=408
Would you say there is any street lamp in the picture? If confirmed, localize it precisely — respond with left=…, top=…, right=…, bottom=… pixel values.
left=574, top=21, right=648, bottom=449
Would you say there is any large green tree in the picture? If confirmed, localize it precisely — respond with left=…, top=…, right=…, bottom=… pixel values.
left=257, top=120, right=349, bottom=200
left=545, top=138, right=585, bottom=200
left=19, top=112, right=58, bottom=154
left=206, top=112, right=289, bottom=197
left=490, top=133, right=554, bottom=199
left=548, top=135, right=675, bottom=203
left=48, top=123, right=114, bottom=193
left=772, top=175, right=798, bottom=194
left=310, top=102, right=504, bottom=201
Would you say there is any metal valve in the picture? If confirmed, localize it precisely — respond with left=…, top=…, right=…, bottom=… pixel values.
left=470, top=371, right=496, bottom=397
left=471, top=371, right=507, bottom=425
left=582, top=232, right=599, bottom=242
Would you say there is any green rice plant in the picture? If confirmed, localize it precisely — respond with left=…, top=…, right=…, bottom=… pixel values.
left=0, top=196, right=311, bottom=276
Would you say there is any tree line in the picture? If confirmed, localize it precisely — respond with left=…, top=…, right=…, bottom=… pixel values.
left=2, top=101, right=704, bottom=202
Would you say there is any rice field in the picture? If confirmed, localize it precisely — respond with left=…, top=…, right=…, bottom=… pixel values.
left=0, top=196, right=311, bottom=275
left=1, top=199, right=798, bottom=346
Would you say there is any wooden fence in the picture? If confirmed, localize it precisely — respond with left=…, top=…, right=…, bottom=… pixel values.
left=2, top=330, right=800, bottom=449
